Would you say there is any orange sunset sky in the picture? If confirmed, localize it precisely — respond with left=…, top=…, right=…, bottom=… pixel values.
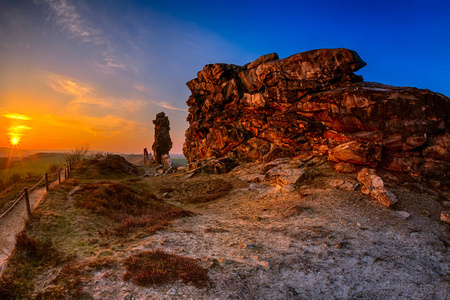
left=0, top=0, right=252, bottom=154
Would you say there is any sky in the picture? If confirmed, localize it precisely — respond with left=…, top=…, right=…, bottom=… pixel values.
left=0, top=0, right=449, bottom=154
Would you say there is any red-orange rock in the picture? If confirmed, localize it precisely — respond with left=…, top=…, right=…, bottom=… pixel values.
left=183, top=48, right=450, bottom=187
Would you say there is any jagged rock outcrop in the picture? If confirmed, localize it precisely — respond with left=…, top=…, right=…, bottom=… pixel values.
left=183, top=48, right=450, bottom=187
left=152, top=112, right=172, bottom=164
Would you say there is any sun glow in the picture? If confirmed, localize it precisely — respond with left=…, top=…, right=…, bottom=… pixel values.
left=11, top=136, right=19, bottom=146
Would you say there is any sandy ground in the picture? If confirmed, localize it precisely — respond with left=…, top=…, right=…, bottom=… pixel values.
left=0, top=173, right=66, bottom=273
left=84, top=167, right=450, bottom=300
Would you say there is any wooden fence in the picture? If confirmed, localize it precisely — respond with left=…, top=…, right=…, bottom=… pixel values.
left=0, top=163, right=72, bottom=219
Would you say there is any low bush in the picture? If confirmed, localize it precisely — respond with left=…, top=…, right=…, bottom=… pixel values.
left=0, top=231, right=63, bottom=299
left=123, top=250, right=209, bottom=288
left=73, top=181, right=191, bottom=236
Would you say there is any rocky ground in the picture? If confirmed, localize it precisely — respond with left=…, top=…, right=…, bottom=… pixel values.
left=86, top=159, right=449, bottom=299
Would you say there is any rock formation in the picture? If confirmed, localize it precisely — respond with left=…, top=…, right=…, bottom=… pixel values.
left=152, top=112, right=173, bottom=164
left=183, top=48, right=450, bottom=187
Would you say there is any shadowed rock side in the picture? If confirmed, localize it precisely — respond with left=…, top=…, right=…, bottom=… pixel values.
left=152, top=112, right=173, bottom=164
left=183, top=48, right=450, bottom=187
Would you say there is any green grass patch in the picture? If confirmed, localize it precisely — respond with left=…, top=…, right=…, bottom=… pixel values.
left=0, top=153, right=66, bottom=181
left=0, top=176, right=45, bottom=215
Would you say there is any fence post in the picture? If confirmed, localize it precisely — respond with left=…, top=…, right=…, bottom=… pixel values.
left=45, top=173, right=49, bottom=192
left=58, top=169, right=61, bottom=184
left=24, top=187, right=31, bottom=218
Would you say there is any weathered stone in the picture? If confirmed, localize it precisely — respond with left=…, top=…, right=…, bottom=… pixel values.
left=183, top=49, right=450, bottom=187
left=161, top=154, right=173, bottom=170
left=265, top=167, right=306, bottom=186
left=395, top=211, right=411, bottom=220
left=441, top=211, right=450, bottom=224
left=247, top=53, right=279, bottom=69
left=357, top=168, right=398, bottom=208
left=152, top=112, right=172, bottom=164
left=333, top=162, right=357, bottom=173
left=328, top=141, right=378, bottom=166
left=188, top=157, right=239, bottom=174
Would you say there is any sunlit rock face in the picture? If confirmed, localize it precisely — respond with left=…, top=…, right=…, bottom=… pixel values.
left=152, top=112, right=173, bottom=164
left=183, top=48, right=450, bottom=186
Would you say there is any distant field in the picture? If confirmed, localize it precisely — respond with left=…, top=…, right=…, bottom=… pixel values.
left=0, top=153, right=66, bottom=181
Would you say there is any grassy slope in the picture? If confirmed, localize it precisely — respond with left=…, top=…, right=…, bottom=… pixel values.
left=0, top=154, right=66, bottom=180
left=0, top=156, right=207, bottom=299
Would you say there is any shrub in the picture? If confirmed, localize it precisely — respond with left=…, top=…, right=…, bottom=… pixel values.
left=0, top=231, right=63, bottom=299
left=123, top=250, right=209, bottom=288
left=8, top=173, right=21, bottom=184
left=73, top=182, right=191, bottom=236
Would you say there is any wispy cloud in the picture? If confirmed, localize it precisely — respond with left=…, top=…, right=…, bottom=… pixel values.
left=153, top=101, right=188, bottom=112
left=44, top=113, right=144, bottom=136
left=44, top=73, right=92, bottom=96
left=1, top=111, right=32, bottom=120
left=37, top=0, right=125, bottom=73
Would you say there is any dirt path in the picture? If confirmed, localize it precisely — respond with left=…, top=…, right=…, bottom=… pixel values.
left=86, top=172, right=450, bottom=299
left=0, top=174, right=66, bottom=273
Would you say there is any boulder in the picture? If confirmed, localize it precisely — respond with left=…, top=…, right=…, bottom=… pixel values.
left=161, top=154, right=173, bottom=170
left=183, top=48, right=450, bottom=187
left=357, top=168, right=398, bottom=208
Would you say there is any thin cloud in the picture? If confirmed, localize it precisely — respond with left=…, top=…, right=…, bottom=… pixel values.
left=1, top=111, right=32, bottom=120
left=154, top=101, right=188, bottom=112
left=44, top=73, right=92, bottom=96
left=37, top=0, right=124, bottom=73
left=44, top=113, right=144, bottom=136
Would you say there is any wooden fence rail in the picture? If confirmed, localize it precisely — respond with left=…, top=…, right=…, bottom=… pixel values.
left=0, top=164, right=72, bottom=219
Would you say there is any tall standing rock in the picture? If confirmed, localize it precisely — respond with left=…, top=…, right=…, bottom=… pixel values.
left=152, top=112, right=173, bottom=164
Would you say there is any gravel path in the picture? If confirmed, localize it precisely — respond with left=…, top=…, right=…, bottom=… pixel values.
left=0, top=174, right=66, bottom=273
left=86, top=173, right=450, bottom=299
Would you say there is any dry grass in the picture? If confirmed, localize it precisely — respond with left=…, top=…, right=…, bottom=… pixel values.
left=73, top=155, right=143, bottom=180
left=73, top=181, right=191, bottom=236
left=159, top=177, right=233, bottom=204
left=0, top=231, right=64, bottom=299
left=122, top=250, right=209, bottom=288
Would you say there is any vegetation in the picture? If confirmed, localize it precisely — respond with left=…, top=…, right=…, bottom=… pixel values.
left=0, top=232, right=64, bottom=299
left=0, top=175, right=44, bottom=215
left=0, top=153, right=66, bottom=181
left=123, top=250, right=209, bottom=287
left=159, top=177, right=233, bottom=204
left=72, top=181, right=191, bottom=236
left=64, top=142, right=90, bottom=165
left=0, top=156, right=200, bottom=297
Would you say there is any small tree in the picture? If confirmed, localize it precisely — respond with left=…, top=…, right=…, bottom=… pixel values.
left=65, top=142, right=90, bottom=166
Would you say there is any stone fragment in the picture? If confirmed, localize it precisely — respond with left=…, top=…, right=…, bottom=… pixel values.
left=357, top=168, right=398, bottom=208
left=161, top=154, right=173, bottom=170
left=265, top=167, right=306, bottom=186
left=395, top=211, right=411, bottom=220
left=441, top=211, right=450, bottom=224
left=152, top=112, right=172, bottom=164
left=333, top=162, right=356, bottom=173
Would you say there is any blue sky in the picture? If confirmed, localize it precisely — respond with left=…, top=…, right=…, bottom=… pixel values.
left=0, top=0, right=449, bottom=152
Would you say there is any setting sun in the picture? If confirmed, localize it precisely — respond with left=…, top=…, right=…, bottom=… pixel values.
left=10, top=136, right=19, bottom=146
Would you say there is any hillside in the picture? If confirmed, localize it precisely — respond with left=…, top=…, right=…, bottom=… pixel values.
left=0, top=154, right=448, bottom=299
